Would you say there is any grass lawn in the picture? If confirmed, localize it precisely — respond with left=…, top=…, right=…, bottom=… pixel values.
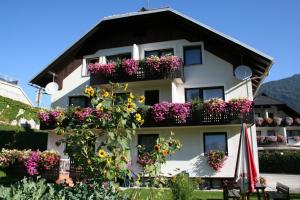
left=122, top=188, right=300, bottom=200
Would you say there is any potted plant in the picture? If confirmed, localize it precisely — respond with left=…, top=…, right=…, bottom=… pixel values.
left=121, top=58, right=139, bottom=76
left=159, top=55, right=181, bottom=72
left=293, top=136, right=300, bottom=142
left=265, top=117, right=274, bottom=126
left=191, top=98, right=204, bottom=122
left=294, top=118, right=300, bottom=126
left=259, top=176, right=267, bottom=186
left=273, top=116, right=283, bottom=126
left=277, top=134, right=285, bottom=143
left=207, top=150, right=227, bottom=171
left=255, top=117, right=264, bottom=126
left=169, top=103, right=191, bottom=123
left=203, top=98, right=226, bottom=115
left=284, top=117, right=294, bottom=126
left=88, top=62, right=116, bottom=76
left=227, top=98, right=253, bottom=115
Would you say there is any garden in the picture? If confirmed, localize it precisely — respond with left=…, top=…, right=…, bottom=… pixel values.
left=0, top=82, right=273, bottom=200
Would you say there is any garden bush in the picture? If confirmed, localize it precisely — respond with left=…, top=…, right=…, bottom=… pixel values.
left=170, top=173, right=194, bottom=200
left=0, top=177, right=129, bottom=200
left=259, top=150, right=300, bottom=174
left=0, top=124, right=47, bottom=150
left=0, top=96, right=39, bottom=123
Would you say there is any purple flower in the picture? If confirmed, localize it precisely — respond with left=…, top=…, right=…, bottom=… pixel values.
left=204, top=98, right=226, bottom=114
left=159, top=55, right=181, bottom=71
left=227, top=98, right=253, bottom=114
left=88, top=62, right=116, bottom=76
left=146, top=56, right=161, bottom=73
left=24, top=151, right=40, bottom=176
left=122, top=58, right=139, bottom=76
left=169, top=103, right=191, bottom=123
left=151, top=101, right=171, bottom=122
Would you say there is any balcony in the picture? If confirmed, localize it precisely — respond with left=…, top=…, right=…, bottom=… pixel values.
left=142, top=108, right=254, bottom=127
left=89, top=57, right=184, bottom=85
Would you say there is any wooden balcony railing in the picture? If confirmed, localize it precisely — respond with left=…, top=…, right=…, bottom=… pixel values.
left=142, top=109, right=254, bottom=127
left=89, top=64, right=184, bottom=85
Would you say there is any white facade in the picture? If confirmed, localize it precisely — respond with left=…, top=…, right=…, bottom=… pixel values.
left=46, top=39, right=259, bottom=179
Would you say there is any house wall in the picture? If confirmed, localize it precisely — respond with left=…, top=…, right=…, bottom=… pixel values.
left=128, top=125, right=257, bottom=178
left=47, top=39, right=258, bottom=178
left=51, top=39, right=252, bottom=108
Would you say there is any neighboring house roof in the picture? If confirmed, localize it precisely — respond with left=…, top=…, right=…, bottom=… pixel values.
left=254, top=93, right=299, bottom=117
left=29, top=7, right=273, bottom=92
left=254, top=93, right=285, bottom=106
left=0, top=80, right=33, bottom=106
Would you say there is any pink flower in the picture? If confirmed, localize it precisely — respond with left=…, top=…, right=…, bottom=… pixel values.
left=227, top=98, right=253, bottom=114
left=146, top=56, right=161, bottom=73
left=151, top=101, right=171, bottom=122
left=88, top=62, right=116, bottom=76
left=122, top=58, right=139, bottom=76
left=169, top=103, right=191, bottom=123
left=159, top=55, right=181, bottom=71
left=24, top=151, right=40, bottom=176
left=204, top=98, right=226, bottom=114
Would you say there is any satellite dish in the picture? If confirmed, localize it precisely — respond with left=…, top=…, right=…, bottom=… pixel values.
left=234, top=65, right=252, bottom=80
left=45, top=82, right=59, bottom=95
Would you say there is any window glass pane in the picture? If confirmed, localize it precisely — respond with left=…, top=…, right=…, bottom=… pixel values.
left=287, top=130, right=300, bottom=137
left=254, top=113, right=261, bottom=118
left=256, top=131, right=262, bottom=136
left=203, top=88, right=223, bottom=101
left=268, top=113, right=274, bottom=118
left=204, top=133, right=226, bottom=153
left=106, top=53, right=131, bottom=63
left=145, top=51, right=159, bottom=57
left=145, top=90, right=159, bottom=106
left=184, top=47, right=202, bottom=65
left=267, top=130, right=276, bottom=136
left=161, top=49, right=174, bottom=56
left=69, top=96, right=88, bottom=108
left=145, top=49, right=173, bottom=58
left=186, top=89, right=200, bottom=102
left=138, top=134, right=158, bottom=153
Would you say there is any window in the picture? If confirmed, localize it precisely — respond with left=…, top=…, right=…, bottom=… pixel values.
left=254, top=113, right=261, bottom=118
left=256, top=131, right=262, bottom=136
left=106, top=53, right=131, bottom=63
left=138, top=134, right=159, bottom=153
left=83, top=57, right=99, bottom=76
left=184, top=46, right=203, bottom=65
left=69, top=96, right=89, bottom=108
left=287, top=130, right=300, bottom=137
left=145, top=48, right=174, bottom=58
left=144, top=90, right=159, bottom=106
left=185, top=87, right=224, bottom=102
left=203, top=132, right=227, bottom=154
left=268, top=113, right=274, bottom=119
left=267, top=130, right=276, bottom=136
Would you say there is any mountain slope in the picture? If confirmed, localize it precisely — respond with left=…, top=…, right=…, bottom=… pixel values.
left=257, top=74, right=300, bottom=114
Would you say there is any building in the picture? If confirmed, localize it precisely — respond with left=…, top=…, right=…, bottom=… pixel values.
left=0, top=75, right=32, bottom=106
left=254, top=93, right=300, bottom=149
left=29, top=8, right=273, bottom=187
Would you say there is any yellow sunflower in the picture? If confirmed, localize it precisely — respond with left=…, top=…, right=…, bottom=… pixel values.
left=84, top=86, right=95, bottom=97
left=126, top=102, right=135, bottom=112
left=138, top=96, right=145, bottom=103
left=129, top=92, right=134, bottom=99
left=98, top=149, right=107, bottom=158
left=101, top=90, right=109, bottom=98
left=96, top=103, right=103, bottom=111
left=162, top=149, right=169, bottom=156
left=123, top=83, right=128, bottom=91
left=135, top=113, right=142, bottom=122
left=127, top=97, right=133, bottom=103
left=154, top=144, right=160, bottom=152
left=106, top=157, right=112, bottom=164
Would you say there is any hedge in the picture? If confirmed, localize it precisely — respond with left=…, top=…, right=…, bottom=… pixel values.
left=0, top=96, right=39, bottom=123
left=0, top=124, right=47, bottom=151
left=259, top=150, right=300, bottom=174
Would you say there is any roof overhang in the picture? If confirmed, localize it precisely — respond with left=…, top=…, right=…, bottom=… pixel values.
left=30, top=7, right=273, bottom=93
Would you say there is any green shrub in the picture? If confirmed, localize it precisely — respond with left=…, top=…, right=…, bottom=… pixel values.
left=0, top=96, right=39, bottom=123
left=0, top=177, right=129, bottom=200
left=170, top=173, right=194, bottom=200
left=259, top=150, right=300, bottom=174
left=0, top=124, right=47, bottom=150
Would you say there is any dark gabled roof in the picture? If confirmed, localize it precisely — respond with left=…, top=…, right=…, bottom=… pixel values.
left=254, top=93, right=300, bottom=117
left=29, top=7, right=273, bottom=92
left=254, top=93, right=285, bottom=106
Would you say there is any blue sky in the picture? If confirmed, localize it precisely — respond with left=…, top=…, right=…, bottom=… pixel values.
left=0, top=0, right=300, bottom=108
